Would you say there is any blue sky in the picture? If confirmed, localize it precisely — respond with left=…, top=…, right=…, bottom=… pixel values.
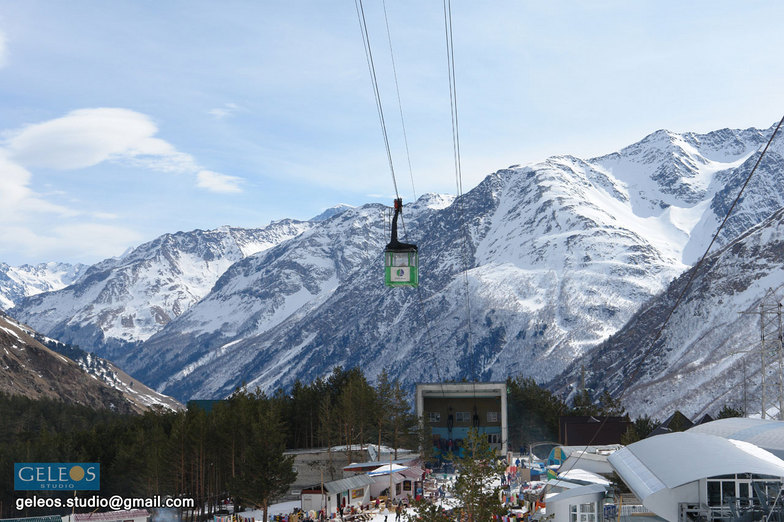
left=0, top=1, right=782, bottom=266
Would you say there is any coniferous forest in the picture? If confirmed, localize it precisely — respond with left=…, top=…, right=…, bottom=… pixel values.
left=1, top=367, right=611, bottom=520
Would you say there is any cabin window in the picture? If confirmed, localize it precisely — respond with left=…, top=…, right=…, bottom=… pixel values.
left=391, top=252, right=410, bottom=266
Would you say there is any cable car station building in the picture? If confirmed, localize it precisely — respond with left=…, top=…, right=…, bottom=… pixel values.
left=415, top=382, right=508, bottom=456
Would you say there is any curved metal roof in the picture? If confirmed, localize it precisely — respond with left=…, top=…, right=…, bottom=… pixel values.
left=687, top=417, right=784, bottom=459
left=608, top=432, right=784, bottom=502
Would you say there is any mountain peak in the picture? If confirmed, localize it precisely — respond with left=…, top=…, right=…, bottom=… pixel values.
left=311, top=204, right=354, bottom=222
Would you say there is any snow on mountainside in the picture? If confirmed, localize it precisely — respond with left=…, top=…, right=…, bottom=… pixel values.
left=0, top=262, right=88, bottom=310
left=10, top=125, right=783, bottom=415
left=551, top=205, right=784, bottom=419
left=118, top=126, right=779, bottom=403
left=11, top=221, right=312, bottom=361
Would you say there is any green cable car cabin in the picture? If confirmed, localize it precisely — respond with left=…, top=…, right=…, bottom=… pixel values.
left=384, top=198, right=418, bottom=287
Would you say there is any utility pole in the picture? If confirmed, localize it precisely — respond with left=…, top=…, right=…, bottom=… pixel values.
left=761, top=304, right=766, bottom=419
left=743, top=359, right=748, bottom=417
left=740, top=289, right=783, bottom=419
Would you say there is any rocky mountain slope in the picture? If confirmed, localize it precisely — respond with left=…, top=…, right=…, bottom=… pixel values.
left=0, top=311, right=133, bottom=411
left=11, top=221, right=312, bottom=361
left=38, top=336, right=182, bottom=412
left=551, top=205, right=784, bottom=419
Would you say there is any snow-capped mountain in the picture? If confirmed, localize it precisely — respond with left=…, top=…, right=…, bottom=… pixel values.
left=113, top=126, right=778, bottom=403
left=11, top=221, right=312, bottom=361
left=0, top=262, right=88, bottom=310
left=551, top=205, right=784, bottom=419
left=10, top=124, right=782, bottom=414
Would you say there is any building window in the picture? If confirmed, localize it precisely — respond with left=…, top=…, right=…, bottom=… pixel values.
left=487, top=411, right=499, bottom=423
left=570, top=502, right=596, bottom=522
left=427, top=412, right=440, bottom=423
left=455, top=411, right=471, bottom=423
left=706, top=474, right=782, bottom=509
left=487, top=433, right=500, bottom=444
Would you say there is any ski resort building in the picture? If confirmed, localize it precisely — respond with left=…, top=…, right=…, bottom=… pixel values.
left=415, top=382, right=508, bottom=455
left=608, top=432, right=784, bottom=521
left=687, top=417, right=784, bottom=459
left=300, top=475, right=374, bottom=514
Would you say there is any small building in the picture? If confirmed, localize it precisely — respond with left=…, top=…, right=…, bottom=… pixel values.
left=558, top=416, right=630, bottom=445
left=416, top=382, right=508, bottom=455
left=304, top=475, right=374, bottom=515
left=545, top=483, right=610, bottom=522
left=1, top=517, right=62, bottom=522
left=366, top=463, right=426, bottom=501
left=284, top=446, right=360, bottom=500
left=647, top=411, right=694, bottom=437
left=608, top=432, right=784, bottom=521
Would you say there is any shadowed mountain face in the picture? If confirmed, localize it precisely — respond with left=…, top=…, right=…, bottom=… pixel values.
left=0, top=312, right=133, bottom=412
left=552, top=206, right=784, bottom=419
left=9, top=125, right=784, bottom=415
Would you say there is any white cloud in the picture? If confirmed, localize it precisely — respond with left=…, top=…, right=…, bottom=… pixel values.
left=208, top=103, right=241, bottom=119
left=196, top=170, right=243, bottom=193
left=0, top=30, right=7, bottom=69
left=0, top=108, right=245, bottom=263
left=0, top=222, right=144, bottom=264
left=0, top=154, right=76, bottom=222
left=4, top=108, right=197, bottom=171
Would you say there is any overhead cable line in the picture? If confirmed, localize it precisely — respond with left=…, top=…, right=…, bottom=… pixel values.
left=443, top=0, right=475, bottom=382
left=354, top=0, right=400, bottom=199
left=356, top=1, right=442, bottom=394
left=381, top=0, right=416, bottom=200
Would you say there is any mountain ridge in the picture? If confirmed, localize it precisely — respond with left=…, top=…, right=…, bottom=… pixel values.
left=7, top=124, right=783, bottom=418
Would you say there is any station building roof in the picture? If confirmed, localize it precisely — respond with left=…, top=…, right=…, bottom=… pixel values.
left=608, top=432, right=784, bottom=504
left=687, top=417, right=784, bottom=459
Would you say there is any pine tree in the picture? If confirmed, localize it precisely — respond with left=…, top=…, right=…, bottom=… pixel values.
left=230, top=400, right=296, bottom=522
left=451, top=428, right=505, bottom=522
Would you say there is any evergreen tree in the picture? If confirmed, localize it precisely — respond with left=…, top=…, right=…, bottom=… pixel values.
left=229, top=395, right=296, bottom=522
left=620, top=414, right=658, bottom=445
left=452, top=428, right=505, bottom=522
left=506, top=377, right=568, bottom=450
left=717, top=404, right=743, bottom=419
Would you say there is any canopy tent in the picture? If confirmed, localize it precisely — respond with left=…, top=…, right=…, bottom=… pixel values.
left=368, top=463, right=409, bottom=476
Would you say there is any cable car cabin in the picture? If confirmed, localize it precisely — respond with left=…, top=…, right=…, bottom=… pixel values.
left=385, top=247, right=418, bottom=287
left=384, top=198, right=418, bottom=288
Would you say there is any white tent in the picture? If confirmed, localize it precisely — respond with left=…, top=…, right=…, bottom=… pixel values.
left=368, top=463, right=409, bottom=476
